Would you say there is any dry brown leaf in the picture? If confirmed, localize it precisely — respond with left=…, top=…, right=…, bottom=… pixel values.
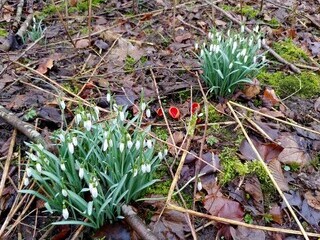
left=304, top=191, right=320, bottom=211
left=269, top=204, right=283, bottom=225
left=242, top=79, right=260, bottom=99
left=230, top=226, right=265, bottom=240
left=262, top=88, right=279, bottom=106
left=268, top=159, right=289, bottom=191
left=36, top=58, right=54, bottom=74
left=69, top=0, right=77, bottom=7
left=244, top=177, right=264, bottom=213
left=75, top=39, right=90, bottom=49
left=167, top=131, right=185, bottom=155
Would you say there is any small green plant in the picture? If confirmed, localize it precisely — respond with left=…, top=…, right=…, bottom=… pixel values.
left=263, top=213, right=273, bottom=223
left=236, top=5, right=259, bottom=19
left=23, top=108, right=37, bottom=121
left=197, top=26, right=267, bottom=97
left=21, top=96, right=166, bottom=229
left=272, top=38, right=309, bottom=63
left=24, top=17, right=46, bottom=43
left=206, top=135, right=219, bottom=146
left=244, top=213, right=254, bottom=224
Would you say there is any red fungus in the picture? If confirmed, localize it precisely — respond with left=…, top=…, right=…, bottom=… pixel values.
left=168, top=106, right=180, bottom=119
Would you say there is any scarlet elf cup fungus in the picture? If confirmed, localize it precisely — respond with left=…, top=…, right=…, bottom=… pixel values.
left=169, top=106, right=180, bottom=119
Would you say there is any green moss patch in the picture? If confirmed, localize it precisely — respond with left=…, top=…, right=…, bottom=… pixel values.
left=258, top=71, right=320, bottom=98
left=272, top=38, right=310, bottom=63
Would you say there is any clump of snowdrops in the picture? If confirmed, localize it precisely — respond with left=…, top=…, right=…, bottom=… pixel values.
left=21, top=95, right=166, bottom=229
left=196, top=25, right=267, bottom=97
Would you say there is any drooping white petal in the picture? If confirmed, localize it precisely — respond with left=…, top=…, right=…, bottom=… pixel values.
left=146, top=109, right=151, bottom=118
left=68, top=142, right=74, bottom=154
left=197, top=181, right=203, bottom=191
left=72, top=137, right=78, bottom=146
left=103, top=139, right=108, bottom=151
left=127, top=141, right=133, bottom=149
left=61, top=163, right=66, bottom=171
left=62, top=207, right=69, bottom=219
left=75, top=113, right=82, bottom=125
left=36, top=163, right=42, bottom=173
left=119, top=142, right=125, bottom=153
left=84, top=120, right=92, bottom=131
left=135, top=141, right=141, bottom=150
left=79, top=167, right=84, bottom=179
left=62, top=189, right=68, bottom=197
left=24, top=177, right=29, bottom=186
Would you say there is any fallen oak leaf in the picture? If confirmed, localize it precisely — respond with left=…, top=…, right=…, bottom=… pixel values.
left=36, top=58, right=54, bottom=74
left=75, top=39, right=90, bottom=49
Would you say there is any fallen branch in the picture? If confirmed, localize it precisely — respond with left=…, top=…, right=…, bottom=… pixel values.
left=204, top=0, right=301, bottom=74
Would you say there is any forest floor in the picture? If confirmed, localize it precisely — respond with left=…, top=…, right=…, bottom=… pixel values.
left=0, top=0, right=320, bottom=239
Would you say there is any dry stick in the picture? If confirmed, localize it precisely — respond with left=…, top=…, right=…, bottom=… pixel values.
left=229, top=101, right=320, bottom=136
left=226, top=102, right=309, bottom=240
left=16, top=13, right=33, bottom=39
left=88, top=0, right=92, bottom=43
left=69, top=219, right=88, bottom=240
left=13, top=0, right=24, bottom=30
left=122, top=205, right=158, bottom=240
left=204, top=0, right=301, bottom=74
left=0, top=129, right=17, bottom=207
left=168, top=204, right=320, bottom=238
left=50, top=0, right=76, bottom=47
left=0, top=0, right=8, bottom=10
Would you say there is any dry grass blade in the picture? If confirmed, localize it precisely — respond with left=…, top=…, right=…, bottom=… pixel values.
left=168, top=204, right=320, bottom=238
left=227, top=102, right=309, bottom=240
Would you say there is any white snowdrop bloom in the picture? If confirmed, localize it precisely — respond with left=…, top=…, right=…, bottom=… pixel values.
left=215, top=45, right=220, bottom=53
left=236, top=52, right=241, bottom=59
left=209, top=44, right=214, bottom=52
left=36, top=163, right=42, bottom=173
left=62, top=207, right=69, bottom=220
left=68, top=142, right=74, bottom=154
left=232, top=41, right=237, bottom=54
left=253, top=25, right=259, bottom=32
left=244, top=55, right=248, bottom=63
left=241, top=25, right=245, bottom=32
left=228, top=62, right=233, bottom=69
left=146, top=163, right=151, bottom=173
left=86, top=113, right=91, bottom=119
left=141, top=164, right=147, bottom=173
left=75, top=113, right=82, bottom=125
left=103, top=138, right=108, bottom=151
left=141, top=102, right=146, bottom=111
left=72, top=137, right=78, bottom=146
left=135, top=140, right=141, bottom=150
left=240, top=49, right=246, bottom=56
left=257, top=39, right=261, bottom=49
left=147, top=140, right=153, bottom=149
left=89, top=182, right=94, bottom=193
left=158, top=151, right=163, bottom=160
left=93, top=106, right=99, bottom=119
left=24, top=177, right=29, bottom=186
left=109, top=139, right=113, bottom=147
left=202, top=42, right=206, bottom=48
left=79, top=167, right=84, bottom=179
left=200, top=49, right=204, bottom=57
left=146, top=109, right=151, bottom=118
left=84, top=120, right=92, bottom=131
left=163, top=149, right=168, bottom=156
left=217, top=34, right=222, bottom=43
left=133, top=168, right=138, bottom=177
left=262, top=38, right=266, bottom=45
left=113, top=104, right=119, bottom=113
left=91, top=186, right=98, bottom=198
left=119, top=142, right=125, bottom=153
left=119, top=111, right=125, bottom=121
left=194, top=42, right=199, bottom=50
left=262, top=55, right=266, bottom=62
left=197, top=181, right=203, bottom=191
left=208, top=32, right=213, bottom=39
left=62, top=189, right=68, bottom=197
left=58, top=134, right=65, bottom=142
left=26, top=167, right=32, bottom=177
left=253, top=56, right=257, bottom=63
left=37, top=144, right=44, bottom=150
left=61, top=163, right=66, bottom=171
left=248, top=38, right=253, bottom=46
left=59, top=100, right=65, bottom=110
left=227, top=29, right=230, bottom=36
left=127, top=140, right=133, bottom=149
left=106, top=93, right=111, bottom=102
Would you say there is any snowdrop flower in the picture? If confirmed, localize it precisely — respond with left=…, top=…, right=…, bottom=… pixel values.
left=240, top=49, right=246, bottom=57
left=119, top=111, right=125, bottom=121
left=202, top=42, right=206, bottom=48
left=194, top=42, right=199, bottom=50
left=146, top=109, right=151, bottom=118
left=208, top=32, right=213, bottom=39
left=209, top=44, right=214, bottom=52
left=75, top=113, right=82, bottom=125
left=36, top=163, right=42, bottom=173
left=106, top=93, right=111, bottom=102
left=119, top=142, right=125, bottom=153
left=257, top=38, right=261, bottom=49
left=141, top=164, right=147, bottom=173
left=84, top=120, right=92, bottom=131
left=79, top=167, right=84, bottom=179
left=37, top=144, right=44, bottom=150
left=197, top=181, right=203, bottom=191
left=217, top=34, right=222, bottom=43
left=262, top=55, right=266, bottom=62
left=59, top=100, right=65, bottom=110
left=135, top=140, right=141, bottom=150
left=248, top=38, right=253, bottom=46
left=253, top=56, right=257, bottom=63
left=109, top=139, right=113, bottom=147
left=215, top=45, right=220, bottom=53
left=241, top=25, right=245, bottom=32
left=236, top=52, right=241, bottom=59
left=145, top=163, right=151, bottom=173
left=146, top=139, right=153, bottom=149
left=232, top=42, right=237, bottom=54
left=72, top=137, right=78, bottom=146
left=61, top=163, right=66, bottom=171
left=228, top=62, right=233, bottom=69
left=91, top=187, right=98, bottom=198
left=253, top=25, right=259, bottom=32
left=103, top=138, right=108, bottom=151
left=141, top=102, right=146, bottom=111
left=26, top=167, right=32, bottom=177
left=163, top=149, right=168, bottom=156
left=62, top=189, right=68, bottom=197
left=68, top=142, right=74, bottom=154
left=244, top=55, right=248, bottom=63
left=24, top=177, right=29, bottom=186
left=93, top=106, right=99, bottom=119
left=62, top=207, right=69, bottom=220
left=200, top=49, right=204, bottom=57
left=113, top=104, right=119, bottom=113
left=58, top=134, right=65, bottom=142
left=262, top=38, right=266, bottom=45
left=127, top=140, right=133, bottom=149
left=158, top=151, right=163, bottom=160
left=133, top=168, right=138, bottom=177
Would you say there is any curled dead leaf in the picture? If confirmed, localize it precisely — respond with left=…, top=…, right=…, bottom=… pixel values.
left=268, top=159, right=289, bottom=192
left=36, top=58, right=54, bottom=74
left=75, top=39, right=90, bottom=49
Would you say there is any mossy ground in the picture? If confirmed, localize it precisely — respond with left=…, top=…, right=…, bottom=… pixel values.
left=257, top=70, right=320, bottom=98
